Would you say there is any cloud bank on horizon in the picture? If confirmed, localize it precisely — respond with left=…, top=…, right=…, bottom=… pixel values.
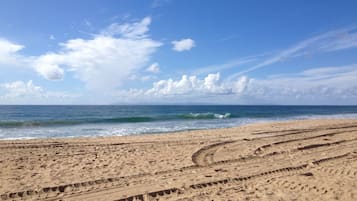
left=0, top=1, right=357, bottom=105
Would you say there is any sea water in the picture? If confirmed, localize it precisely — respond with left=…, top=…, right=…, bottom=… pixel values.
left=1, top=105, right=357, bottom=139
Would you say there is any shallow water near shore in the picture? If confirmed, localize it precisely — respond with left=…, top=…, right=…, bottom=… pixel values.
left=1, top=105, right=357, bottom=139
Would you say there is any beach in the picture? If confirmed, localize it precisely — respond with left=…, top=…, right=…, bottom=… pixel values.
left=0, top=119, right=356, bottom=201
left=2, top=0, right=357, bottom=200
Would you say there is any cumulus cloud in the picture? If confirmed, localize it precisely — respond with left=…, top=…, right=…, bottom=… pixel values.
left=115, top=64, right=357, bottom=105
left=146, top=62, right=160, bottom=73
left=0, top=80, right=77, bottom=104
left=0, top=17, right=162, bottom=91
left=1, top=80, right=43, bottom=97
left=34, top=58, right=64, bottom=80
left=145, top=73, right=251, bottom=97
left=172, top=38, right=195, bottom=52
left=114, top=73, right=251, bottom=104
left=232, top=76, right=250, bottom=94
left=145, top=73, right=244, bottom=96
left=31, top=17, right=162, bottom=90
left=2, top=23, right=357, bottom=104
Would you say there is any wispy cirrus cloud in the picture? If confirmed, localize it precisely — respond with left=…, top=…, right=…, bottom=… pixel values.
left=111, top=24, right=357, bottom=104
left=243, top=64, right=357, bottom=104
left=229, top=26, right=357, bottom=79
left=1, top=19, right=357, bottom=105
left=192, top=55, right=261, bottom=76
left=151, top=0, right=172, bottom=8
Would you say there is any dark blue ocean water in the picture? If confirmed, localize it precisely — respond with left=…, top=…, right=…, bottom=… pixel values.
left=1, top=105, right=357, bottom=139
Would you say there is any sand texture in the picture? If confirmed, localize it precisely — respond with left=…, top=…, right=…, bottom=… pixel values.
left=0, top=119, right=356, bottom=201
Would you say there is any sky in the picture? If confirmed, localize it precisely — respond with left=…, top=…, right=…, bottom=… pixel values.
left=0, top=0, right=357, bottom=105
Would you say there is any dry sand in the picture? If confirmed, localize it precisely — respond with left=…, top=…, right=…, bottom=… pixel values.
left=0, top=119, right=356, bottom=201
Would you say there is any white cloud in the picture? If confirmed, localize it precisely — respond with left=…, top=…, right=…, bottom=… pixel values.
left=237, top=64, right=357, bottom=104
left=300, top=65, right=356, bottom=77
left=114, top=74, right=251, bottom=104
left=1, top=80, right=43, bottom=97
left=151, top=0, right=172, bottom=8
left=0, top=80, right=77, bottom=104
left=116, top=64, right=357, bottom=105
left=0, top=38, right=25, bottom=65
left=0, top=17, right=161, bottom=91
left=0, top=39, right=23, bottom=54
left=34, top=58, right=64, bottom=80
left=192, top=56, right=259, bottom=75
left=1, top=23, right=357, bottom=104
left=141, top=75, right=157, bottom=81
left=232, top=76, right=249, bottom=94
left=172, top=38, right=195, bottom=52
left=230, top=26, right=357, bottom=79
left=84, top=20, right=92, bottom=28
left=32, top=17, right=162, bottom=90
left=102, top=17, right=151, bottom=38
left=49, top=35, right=55, bottom=40
left=146, top=73, right=233, bottom=96
left=146, top=62, right=160, bottom=73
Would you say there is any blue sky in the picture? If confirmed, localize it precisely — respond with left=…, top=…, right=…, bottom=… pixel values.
left=0, top=0, right=357, bottom=104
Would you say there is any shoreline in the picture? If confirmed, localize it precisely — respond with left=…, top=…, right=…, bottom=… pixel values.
left=1, top=116, right=357, bottom=141
left=1, top=118, right=356, bottom=200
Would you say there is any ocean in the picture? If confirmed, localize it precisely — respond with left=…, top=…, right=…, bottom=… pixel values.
left=0, top=105, right=357, bottom=139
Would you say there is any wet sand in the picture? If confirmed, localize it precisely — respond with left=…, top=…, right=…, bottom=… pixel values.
left=0, top=119, right=356, bottom=201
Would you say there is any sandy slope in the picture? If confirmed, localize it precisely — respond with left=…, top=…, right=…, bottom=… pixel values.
left=0, top=119, right=356, bottom=201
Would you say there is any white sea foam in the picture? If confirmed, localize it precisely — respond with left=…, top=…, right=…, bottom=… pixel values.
left=187, top=112, right=231, bottom=119
left=1, top=113, right=357, bottom=140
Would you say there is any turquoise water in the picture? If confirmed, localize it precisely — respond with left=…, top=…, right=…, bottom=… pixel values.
left=0, top=105, right=357, bottom=139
